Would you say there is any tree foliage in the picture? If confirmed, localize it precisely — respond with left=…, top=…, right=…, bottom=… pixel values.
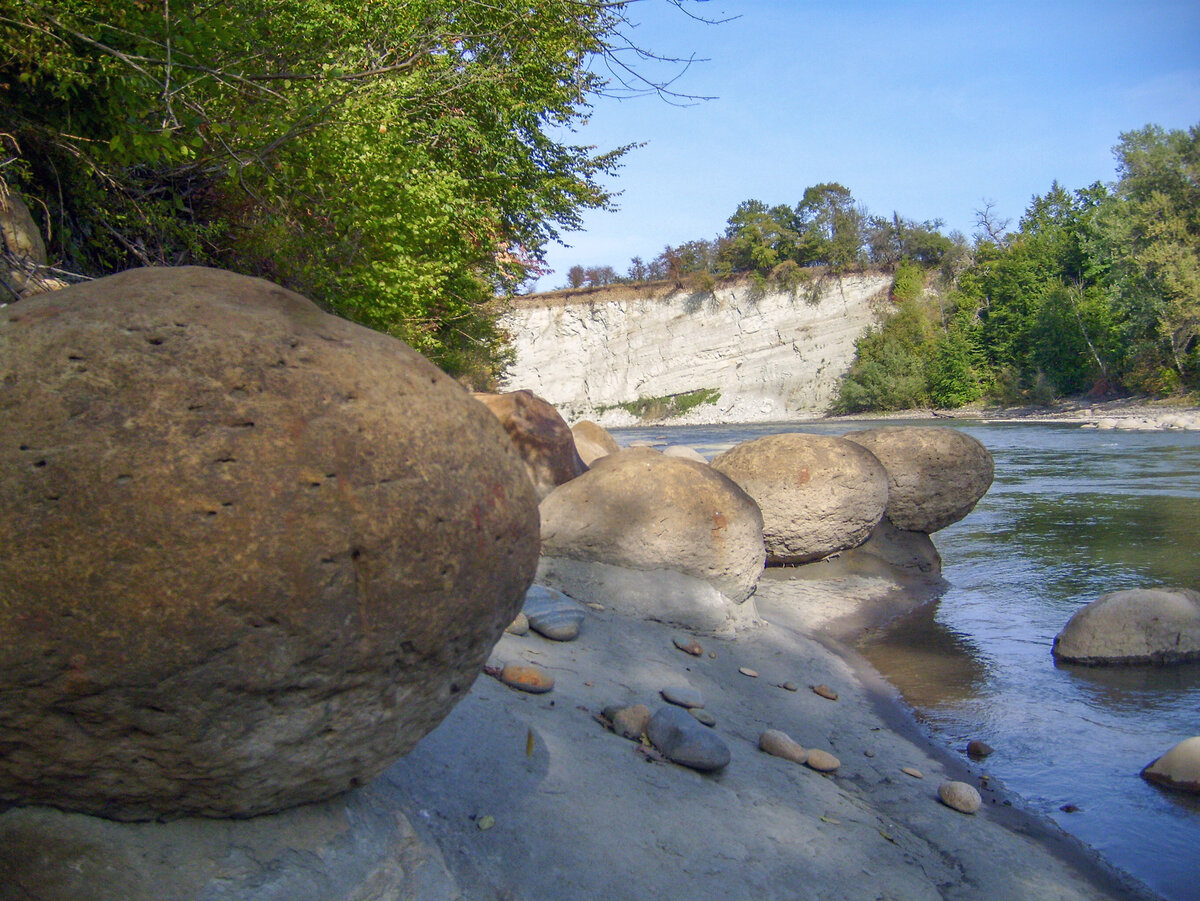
left=1, top=0, right=707, bottom=384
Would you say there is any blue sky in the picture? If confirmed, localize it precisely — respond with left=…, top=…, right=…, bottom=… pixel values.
left=531, top=0, right=1200, bottom=290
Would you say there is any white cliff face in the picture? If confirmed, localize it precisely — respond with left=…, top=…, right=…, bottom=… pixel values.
left=500, top=274, right=892, bottom=426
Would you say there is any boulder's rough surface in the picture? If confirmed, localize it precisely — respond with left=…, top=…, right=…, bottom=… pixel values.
left=0, top=266, right=540, bottom=820
left=0, top=779, right=462, bottom=901
left=710, top=433, right=888, bottom=564
left=662, top=444, right=709, bottom=464
left=843, top=427, right=994, bottom=533
left=570, top=419, right=620, bottom=465
left=1141, top=736, right=1200, bottom=794
left=538, top=448, right=765, bottom=631
left=474, top=389, right=587, bottom=499
left=1052, top=588, right=1200, bottom=666
left=847, top=517, right=942, bottom=575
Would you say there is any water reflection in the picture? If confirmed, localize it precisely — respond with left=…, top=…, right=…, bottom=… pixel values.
left=1057, top=659, right=1200, bottom=715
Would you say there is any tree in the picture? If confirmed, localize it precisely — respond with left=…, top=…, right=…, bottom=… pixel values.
left=795, top=182, right=865, bottom=270
left=0, top=0, right=710, bottom=384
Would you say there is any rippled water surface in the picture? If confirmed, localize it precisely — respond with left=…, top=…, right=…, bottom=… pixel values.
left=612, top=420, right=1200, bottom=900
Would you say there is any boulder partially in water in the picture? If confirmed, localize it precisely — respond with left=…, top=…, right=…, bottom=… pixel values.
left=843, top=426, right=994, bottom=533
left=1052, top=588, right=1200, bottom=666
left=1142, top=736, right=1200, bottom=794
left=0, top=266, right=540, bottom=820
left=710, top=433, right=888, bottom=564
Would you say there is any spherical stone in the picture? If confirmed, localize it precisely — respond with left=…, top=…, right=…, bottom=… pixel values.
left=966, top=740, right=995, bottom=759
left=1052, top=588, right=1200, bottom=666
left=0, top=266, right=540, bottom=821
left=646, top=706, right=731, bottom=772
left=804, top=749, right=841, bottom=773
left=604, top=704, right=652, bottom=741
left=759, top=729, right=807, bottom=764
left=662, top=445, right=708, bottom=464
left=842, top=427, right=994, bottom=533
left=500, top=664, right=554, bottom=694
left=570, top=420, right=620, bottom=466
left=938, top=781, right=982, bottom=814
left=474, top=390, right=587, bottom=500
left=710, top=433, right=888, bottom=564
left=540, top=447, right=765, bottom=622
left=522, top=584, right=585, bottom=642
left=1141, top=736, right=1200, bottom=793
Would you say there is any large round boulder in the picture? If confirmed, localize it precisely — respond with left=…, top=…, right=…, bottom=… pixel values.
left=1052, top=588, right=1200, bottom=666
left=710, top=433, right=888, bottom=565
left=1142, top=736, right=1200, bottom=794
left=0, top=266, right=540, bottom=820
left=843, top=426, right=994, bottom=533
left=474, top=389, right=587, bottom=499
left=570, top=419, right=620, bottom=466
left=538, top=448, right=765, bottom=632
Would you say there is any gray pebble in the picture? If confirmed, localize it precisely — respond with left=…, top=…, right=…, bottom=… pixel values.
left=660, top=685, right=705, bottom=709
left=646, top=706, right=731, bottom=772
left=689, top=708, right=717, bottom=727
left=523, top=585, right=585, bottom=641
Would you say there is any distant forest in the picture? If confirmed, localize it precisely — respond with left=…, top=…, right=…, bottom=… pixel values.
left=557, top=124, right=1200, bottom=411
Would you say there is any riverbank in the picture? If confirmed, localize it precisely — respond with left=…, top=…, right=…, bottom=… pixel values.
left=828, top=396, right=1200, bottom=430
left=385, top=565, right=1158, bottom=900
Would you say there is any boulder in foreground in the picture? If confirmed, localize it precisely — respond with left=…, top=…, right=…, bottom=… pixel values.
left=710, top=433, right=887, bottom=564
left=0, top=266, right=539, bottom=820
left=1052, top=588, right=1200, bottom=666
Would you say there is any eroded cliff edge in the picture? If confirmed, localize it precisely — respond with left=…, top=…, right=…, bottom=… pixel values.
left=500, top=273, right=893, bottom=426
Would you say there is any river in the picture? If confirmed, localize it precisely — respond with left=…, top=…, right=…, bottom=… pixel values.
left=610, top=419, right=1200, bottom=901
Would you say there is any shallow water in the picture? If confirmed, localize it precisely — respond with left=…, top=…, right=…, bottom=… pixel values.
left=611, top=420, right=1200, bottom=900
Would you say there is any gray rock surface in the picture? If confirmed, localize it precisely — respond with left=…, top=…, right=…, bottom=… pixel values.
left=843, top=426, right=994, bottom=533
left=1052, top=588, right=1200, bottom=665
left=711, top=433, right=888, bottom=564
left=570, top=419, right=620, bottom=465
left=0, top=266, right=539, bottom=820
left=538, top=447, right=765, bottom=630
left=474, top=389, right=588, bottom=499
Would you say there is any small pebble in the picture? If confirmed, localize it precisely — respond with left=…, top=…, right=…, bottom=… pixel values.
left=759, top=729, right=807, bottom=764
left=585, top=602, right=605, bottom=611
left=477, top=814, right=495, bottom=831
left=938, top=780, right=982, bottom=814
left=781, top=681, right=799, bottom=692
left=739, top=667, right=759, bottom=678
left=523, top=585, right=585, bottom=641
left=864, top=749, right=875, bottom=758
left=805, top=749, right=840, bottom=772
left=1060, top=803, right=1080, bottom=813
left=708, top=651, right=717, bottom=659
left=500, top=663, right=554, bottom=694
left=661, top=685, right=705, bottom=709
left=505, top=613, right=529, bottom=635
left=646, top=706, right=731, bottom=772
left=689, top=708, right=717, bottom=727
left=901, top=766, right=924, bottom=779
left=966, top=739, right=994, bottom=759
left=673, top=635, right=704, bottom=656
left=812, top=684, right=838, bottom=701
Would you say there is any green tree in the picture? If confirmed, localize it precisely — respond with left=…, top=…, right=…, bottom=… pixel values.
left=795, top=182, right=864, bottom=270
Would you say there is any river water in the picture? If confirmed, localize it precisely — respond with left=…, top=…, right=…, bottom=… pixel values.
left=610, top=420, right=1200, bottom=901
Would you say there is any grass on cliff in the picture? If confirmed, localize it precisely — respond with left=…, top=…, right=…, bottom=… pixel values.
left=603, top=388, right=721, bottom=421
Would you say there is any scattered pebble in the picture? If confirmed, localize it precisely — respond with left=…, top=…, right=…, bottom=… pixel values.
left=708, top=651, right=717, bottom=659
left=938, top=780, right=982, bottom=814
left=500, top=663, right=554, bottom=694
left=759, top=729, right=807, bottom=764
left=966, top=739, right=994, bottom=759
left=901, top=766, right=924, bottom=779
left=1060, top=803, right=1080, bottom=813
left=660, top=685, right=705, bottom=709
left=689, top=708, right=717, bottom=727
left=739, top=667, right=759, bottom=678
left=523, top=585, right=585, bottom=641
left=812, top=684, right=838, bottom=701
left=477, top=814, right=495, bottom=831
left=864, top=750, right=875, bottom=758
left=505, top=613, right=529, bottom=635
left=673, top=635, right=704, bottom=656
left=585, top=602, right=605, bottom=611
left=604, top=703, right=651, bottom=740
left=646, top=706, right=731, bottom=772
left=805, top=749, right=840, bottom=772
left=781, top=681, right=799, bottom=692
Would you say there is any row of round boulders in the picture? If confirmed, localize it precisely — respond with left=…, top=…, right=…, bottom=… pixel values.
left=473, top=389, right=588, bottom=500
left=0, top=266, right=540, bottom=820
left=710, top=433, right=888, bottom=564
left=571, top=419, right=620, bottom=465
left=538, top=448, right=766, bottom=632
left=843, top=427, right=995, bottom=533
left=1052, top=588, right=1200, bottom=665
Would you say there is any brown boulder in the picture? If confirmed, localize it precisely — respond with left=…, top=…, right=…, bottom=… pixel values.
left=843, top=427, right=994, bottom=533
left=0, top=266, right=539, bottom=820
left=710, top=433, right=888, bottom=564
left=474, top=389, right=587, bottom=499
left=571, top=419, right=620, bottom=465
left=539, top=448, right=765, bottom=631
